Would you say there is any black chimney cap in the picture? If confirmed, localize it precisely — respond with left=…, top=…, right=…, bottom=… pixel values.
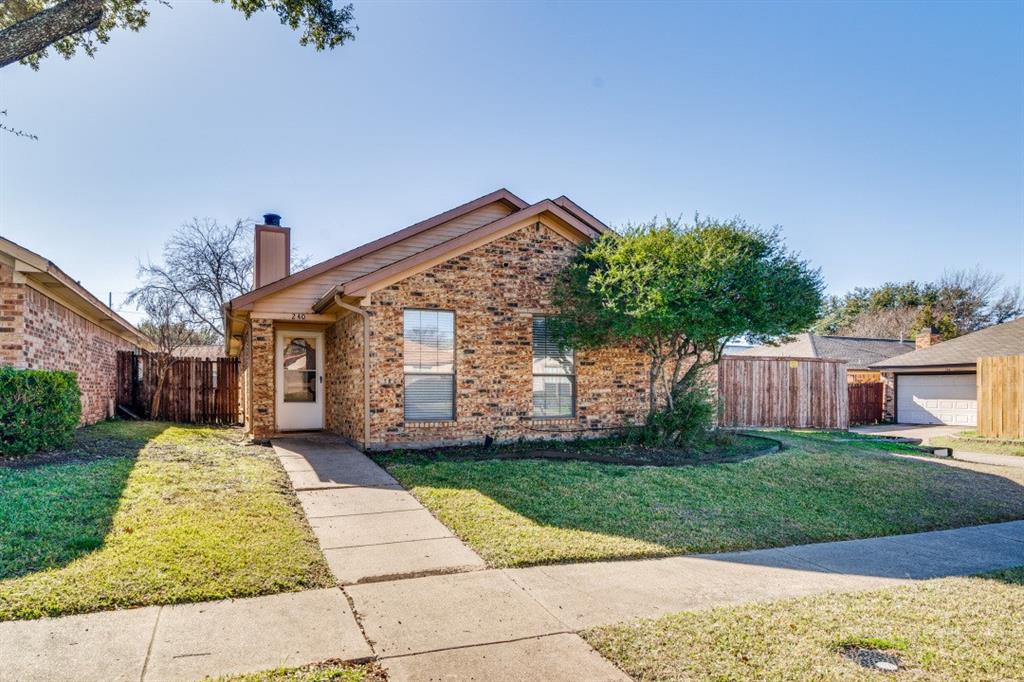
left=263, top=213, right=282, bottom=226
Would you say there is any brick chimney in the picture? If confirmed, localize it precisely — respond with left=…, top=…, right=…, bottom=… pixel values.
left=254, top=213, right=290, bottom=289
left=915, top=327, right=942, bottom=349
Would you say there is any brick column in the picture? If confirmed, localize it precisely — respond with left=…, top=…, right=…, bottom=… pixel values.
left=250, top=317, right=275, bottom=438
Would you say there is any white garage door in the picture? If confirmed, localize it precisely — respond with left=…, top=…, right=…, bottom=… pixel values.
left=897, top=374, right=977, bottom=426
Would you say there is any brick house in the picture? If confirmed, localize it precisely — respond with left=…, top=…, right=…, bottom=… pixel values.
left=223, top=189, right=652, bottom=449
left=0, top=237, right=153, bottom=423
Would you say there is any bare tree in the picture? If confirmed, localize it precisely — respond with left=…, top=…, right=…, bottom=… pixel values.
left=130, top=218, right=254, bottom=340
left=131, top=289, right=200, bottom=417
left=842, top=307, right=920, bottom=340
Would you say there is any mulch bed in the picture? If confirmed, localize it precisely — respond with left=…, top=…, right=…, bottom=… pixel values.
left=382, top=433, right=783, bottom=467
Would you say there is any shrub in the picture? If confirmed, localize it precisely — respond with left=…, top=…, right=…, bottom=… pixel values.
left=0, top=368, right=82, bottom=456
left=633, top=381, right=716, bottom=448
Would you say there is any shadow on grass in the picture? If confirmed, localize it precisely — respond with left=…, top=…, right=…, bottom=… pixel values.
left=0, top=421, right=168, bottom=580
left=377, top=432, right=1024, bottom=575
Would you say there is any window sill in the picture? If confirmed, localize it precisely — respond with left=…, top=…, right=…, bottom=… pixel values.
left=530, top=417, right=577, bottom=424
left=404, top=420, right=457, bottom=428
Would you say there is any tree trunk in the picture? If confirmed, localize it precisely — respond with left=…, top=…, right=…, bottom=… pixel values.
left=0, top=0, right=105, bottom=69
left=151, top=361, right=170, bottom=418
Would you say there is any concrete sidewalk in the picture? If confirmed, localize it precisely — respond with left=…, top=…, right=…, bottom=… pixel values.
left=0, top=589, right=372, bottom=682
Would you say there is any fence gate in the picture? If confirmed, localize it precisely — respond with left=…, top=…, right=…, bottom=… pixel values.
left=116, top=351, right=239, bottom=424
left=848, top=382, right=884, bottom=425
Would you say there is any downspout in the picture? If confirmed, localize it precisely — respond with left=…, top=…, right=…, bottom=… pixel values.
left=335, top=294, right=371, bottom=450
left=224, top=306, right=253, bottom=429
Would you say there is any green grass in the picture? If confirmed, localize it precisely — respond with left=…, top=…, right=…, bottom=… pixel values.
left=931, top=430, right=1024, bottom=457
left=583, top=566, right=1024, bottom=681
left=210, top=661, right=384, bottom=682
left=0, top=420, right=333, bottom=621
left=375, top=430, right=1024, bottom=567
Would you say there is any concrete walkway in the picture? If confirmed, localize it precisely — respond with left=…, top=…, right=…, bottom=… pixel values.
left=272, top=435, right=632, bottom=681
left=274, top=435, right=487, bottom=584
left=4, top=436, right=1023, bottom=682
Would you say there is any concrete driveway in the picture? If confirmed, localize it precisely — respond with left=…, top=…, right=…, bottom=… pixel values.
left=851, top=424, right=963, bottom=442
left=852, top=424, right=1024, bottom=469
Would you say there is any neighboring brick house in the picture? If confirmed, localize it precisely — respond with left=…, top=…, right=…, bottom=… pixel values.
left=0, top=237, right=153, bottom=424
left=224, top=189, right=652, bottom=449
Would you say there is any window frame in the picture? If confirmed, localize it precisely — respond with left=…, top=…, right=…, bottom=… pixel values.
left=402, top=308, right=457, bottom=422
left=532, top=315, right=576, bottom=419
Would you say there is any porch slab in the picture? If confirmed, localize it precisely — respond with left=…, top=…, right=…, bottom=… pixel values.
left=143, top=588, right=371, bottom=681
left=346, top=570, right=567, bottom=657
left=381, top=633, right=630, bottom=682
left=297, top=486, right=417, bottom=519
left=0, top=605, right=158, bottom=682
left=311, top=508, right=457, bottom=549
left=325, top=537, right=486, bottom=584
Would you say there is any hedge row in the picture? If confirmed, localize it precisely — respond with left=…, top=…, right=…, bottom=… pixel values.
left=0, top=368, right=81, bottom=456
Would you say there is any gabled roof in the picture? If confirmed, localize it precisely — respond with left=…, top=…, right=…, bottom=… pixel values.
left=0, top=236, right=154, bottom=350
left=230, top=189, right=610, bottom=313
left=737, top=333, right=915, bottom=370
left=312, top=198, right=605, bottom=309
left=230, top=188, right=530, bottom=309
left=871, top=318, right=1024, bottom=370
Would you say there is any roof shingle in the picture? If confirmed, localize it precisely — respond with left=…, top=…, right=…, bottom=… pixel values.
left=871, top=318, right=1024, bottom=369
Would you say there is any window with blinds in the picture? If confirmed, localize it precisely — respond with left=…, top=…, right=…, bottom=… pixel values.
left=403, top=309, right=455, bottom=421
left=532, top=316, right=575, bottom=418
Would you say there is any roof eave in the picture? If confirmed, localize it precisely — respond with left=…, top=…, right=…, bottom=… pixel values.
left=228, top=188, right=530, bottom=310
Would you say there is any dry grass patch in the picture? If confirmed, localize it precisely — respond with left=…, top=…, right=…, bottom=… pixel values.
left=210, top=660, right=385, bottom=682
left=583, top=567, right=1024, bottom=681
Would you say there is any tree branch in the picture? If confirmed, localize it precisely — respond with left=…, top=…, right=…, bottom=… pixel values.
left=0, top=0, right=105, bottom=68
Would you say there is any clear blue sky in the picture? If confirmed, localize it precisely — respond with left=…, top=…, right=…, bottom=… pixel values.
left=2, top=0, right=1021, bottom=324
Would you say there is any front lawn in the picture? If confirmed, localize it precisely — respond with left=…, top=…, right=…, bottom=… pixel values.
left=0, top=421, right=333, bottom=620
left=583, top=566, right=1024, bottom=681
left=931, top=430, right=1024, bottom=457
left=374, top=431, right=1024, bottom=567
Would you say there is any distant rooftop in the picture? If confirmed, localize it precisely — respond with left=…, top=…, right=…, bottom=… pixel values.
left=736, top=333, right=915, bottom=370
left=872, top=318, right=1024, bottom=369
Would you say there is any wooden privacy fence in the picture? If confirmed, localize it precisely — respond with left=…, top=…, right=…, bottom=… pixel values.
left=976, top=355, right=1023, bottom=440
left=718, top=356, right=849, bottom=429
left=117, top=351, right=240, bottom=424
left=848, top=382, right=884, bottom=425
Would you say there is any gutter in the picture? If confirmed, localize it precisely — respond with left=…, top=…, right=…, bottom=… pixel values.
left=334, top=294, right=371, bottom=449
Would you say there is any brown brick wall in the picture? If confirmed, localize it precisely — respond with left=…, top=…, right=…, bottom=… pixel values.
left=881, top=371, right=896, bottom=422
left=0, top=264, right=138, bottom=424
left=0, top=263, right=26, bottom=367
left=249, top=317, right=275, bottom=438
left=325, top=311, right=366, bottom=445
left=363, top=222, right=650, bottom=449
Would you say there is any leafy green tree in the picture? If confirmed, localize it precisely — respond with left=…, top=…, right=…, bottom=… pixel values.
left=813, top=268, right=1022, bottom=340
left=0, top=0, right=356, bottom=70
left=551, top=216, right=824, bottom=419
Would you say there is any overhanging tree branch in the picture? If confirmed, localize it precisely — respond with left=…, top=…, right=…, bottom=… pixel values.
left=0, top=0, right=105, bottom=68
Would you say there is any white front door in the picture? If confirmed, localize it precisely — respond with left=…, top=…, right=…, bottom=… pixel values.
left=276, top=330, right=325, bottom=431
left=897, top=373, right=977, bottom=426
